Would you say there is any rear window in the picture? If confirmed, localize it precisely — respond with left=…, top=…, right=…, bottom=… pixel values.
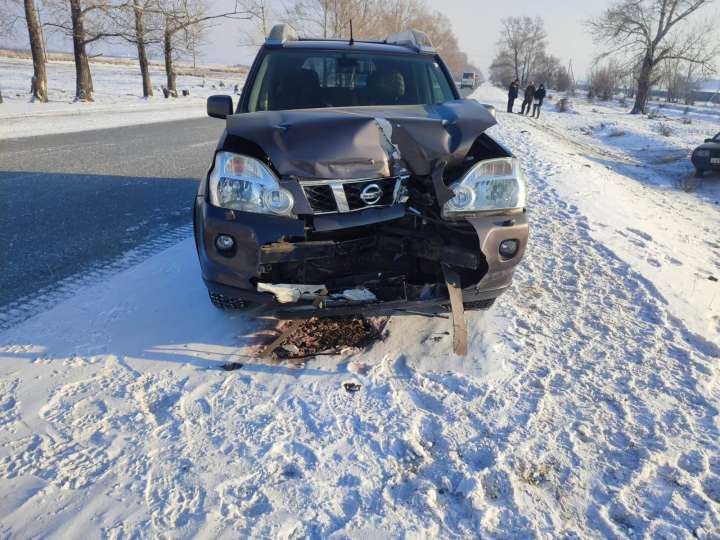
left=246, top=50, right=456, bottom=112
left=462, top=72, right=474, bottom=79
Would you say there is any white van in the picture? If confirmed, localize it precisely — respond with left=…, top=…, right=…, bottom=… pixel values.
left=460, top=72, right=477, bottom=89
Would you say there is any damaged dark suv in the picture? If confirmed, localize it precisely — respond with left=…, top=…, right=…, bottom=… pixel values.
left=194, top=26, right=529, bottom=321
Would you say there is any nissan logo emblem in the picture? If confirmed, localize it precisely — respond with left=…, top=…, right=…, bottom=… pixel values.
left=360, top=183, right=383, bottom=205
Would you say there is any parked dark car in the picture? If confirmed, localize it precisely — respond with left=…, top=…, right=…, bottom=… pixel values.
left=692, top=132, right=720, bottom=177
left=194, top=26, right=529, bottom=319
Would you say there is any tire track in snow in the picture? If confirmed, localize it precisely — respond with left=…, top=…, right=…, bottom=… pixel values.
left=1, top=113, right=719, bottom=537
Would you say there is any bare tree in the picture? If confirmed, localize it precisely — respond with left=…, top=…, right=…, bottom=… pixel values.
left=489, top=48, right=516, bottom=87
left=45, top=0, right=123, bottom=101
left=129, top=0, right=158, bottom=97
left=154, top=0, right=248, bottom=96
left=106, top=0, right=163, bottom=97
left=555, top=65, right=573, bottom=92
left=495, top=16, right=547, bottom=84
left=285, top=0, right=376, bottom=40
left=532, top=51, right=561, bottom=87
left=25, top=0, right=49, bottom=101
left=588, top=0, right=719, bottom=114
left=589, top=61, right=623, bottom=100
left=1, top=0, right=49, bottom=102
left=281, top=0, right=472, bottom=77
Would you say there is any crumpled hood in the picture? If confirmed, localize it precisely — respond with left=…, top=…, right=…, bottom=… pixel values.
left=224, top=99, right=496, bottom=179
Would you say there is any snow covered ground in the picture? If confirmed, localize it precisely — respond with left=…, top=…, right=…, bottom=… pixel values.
left=0, top=57, right=245, bottom=139
left=481, top=85, right=720, bottom=343
left=0, top=85, right=719, bottom=538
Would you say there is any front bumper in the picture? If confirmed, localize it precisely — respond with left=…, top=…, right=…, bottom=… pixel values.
left=195, top=197, right=528, bottom=318
left=692, top=154, right=720, bottom=171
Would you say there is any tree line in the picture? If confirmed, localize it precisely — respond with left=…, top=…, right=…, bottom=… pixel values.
left=489, top=1, right=719, bottom=114
left=1, top=0, right=251, bottom=102
left=1, top=0, right=479, bottom=104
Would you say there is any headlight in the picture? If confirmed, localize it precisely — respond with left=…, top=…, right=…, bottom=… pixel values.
left=696, top=149, right=710, bottom=158
left=208, top=151, right=294, bottom=216
left=443, top=157, right=526, bottom=217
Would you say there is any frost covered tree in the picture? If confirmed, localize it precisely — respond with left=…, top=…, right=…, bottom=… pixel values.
left=588, top=0, right=719, bottom=114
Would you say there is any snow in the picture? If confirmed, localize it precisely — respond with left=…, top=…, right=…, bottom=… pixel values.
left=1, top=85, right=719, bottom=537
left=474, top=84, right=720, bottom=343
left=0, top=57, right=245, bottom=139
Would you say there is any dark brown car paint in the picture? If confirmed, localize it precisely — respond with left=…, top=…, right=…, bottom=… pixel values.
left=195, top=96, right=529, bottom=317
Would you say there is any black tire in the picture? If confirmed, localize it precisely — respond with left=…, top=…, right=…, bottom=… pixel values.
left=208, top=292, right=250, bottom=310
left=695, top=168, right=705, bottom=178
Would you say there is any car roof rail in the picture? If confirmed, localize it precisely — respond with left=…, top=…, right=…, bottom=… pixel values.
left=266, top=24, right=299, bottom=46
left=384, top=29, right=435, bottom=53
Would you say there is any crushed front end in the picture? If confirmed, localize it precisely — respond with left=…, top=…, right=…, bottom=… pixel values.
left=194, top=101, right=529, bottom=318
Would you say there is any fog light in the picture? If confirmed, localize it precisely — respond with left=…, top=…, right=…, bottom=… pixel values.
left=499, top=239, right=519, bottom=259
left=215, top=234, right=235, bottom=251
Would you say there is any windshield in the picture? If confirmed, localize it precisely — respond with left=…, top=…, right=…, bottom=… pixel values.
left=246, top=50, right=456, bottom=112
left=462, top=72, right=474, bottom=79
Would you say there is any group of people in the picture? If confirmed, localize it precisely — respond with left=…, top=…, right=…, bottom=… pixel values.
left=507, top=79, right=547, bottom=118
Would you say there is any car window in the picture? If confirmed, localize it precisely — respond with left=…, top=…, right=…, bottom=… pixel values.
left=246, top=50, right=456, bottom=112
left=715, top=132, right=720, bottom=141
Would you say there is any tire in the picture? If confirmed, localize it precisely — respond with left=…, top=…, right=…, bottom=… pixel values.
left=208, top=292, right=250, bottom=310
left=695, top=168, right=705, bottom=178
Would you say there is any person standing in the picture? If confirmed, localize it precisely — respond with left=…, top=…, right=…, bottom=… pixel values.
left=533, top=84, right=547, bottom=118
left=507, top=79, right=519, bottom=113
left=520, top=81, right=536, bottom=115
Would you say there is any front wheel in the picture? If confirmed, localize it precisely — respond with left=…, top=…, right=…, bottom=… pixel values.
left=695, top=168, right=705, bottom=178
left=208, top=292, right=251, bottom=311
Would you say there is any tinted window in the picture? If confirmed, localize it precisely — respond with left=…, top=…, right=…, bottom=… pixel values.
left=247, top=50, right=456, bottom=112
left=462, top=72, right=474, bottom=78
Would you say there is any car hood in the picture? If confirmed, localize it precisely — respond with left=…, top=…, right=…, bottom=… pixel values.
left=224, top=99, right=496, bottom=179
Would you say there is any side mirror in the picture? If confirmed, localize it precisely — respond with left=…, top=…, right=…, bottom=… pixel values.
left=207, top=95, right=234, bottom=119
left=705, top=138, right=715, bottom=143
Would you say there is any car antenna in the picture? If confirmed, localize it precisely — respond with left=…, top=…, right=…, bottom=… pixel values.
left=349, top=19, right=354, bottom=45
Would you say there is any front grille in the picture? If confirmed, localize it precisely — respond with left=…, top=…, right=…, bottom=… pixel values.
left=344, top=178, right=397, bottom=210
left=302, top=184, right=337, bottom=213
left=300, top=177, right=400, bottom=214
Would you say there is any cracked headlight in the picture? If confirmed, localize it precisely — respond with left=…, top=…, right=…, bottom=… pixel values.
left=443, top=157, right=526, bottom=217
left=208, top=151, right=294, bottom=216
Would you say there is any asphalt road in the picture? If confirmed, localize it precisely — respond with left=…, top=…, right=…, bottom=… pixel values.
left=0, top=117, right=223, bottom=310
